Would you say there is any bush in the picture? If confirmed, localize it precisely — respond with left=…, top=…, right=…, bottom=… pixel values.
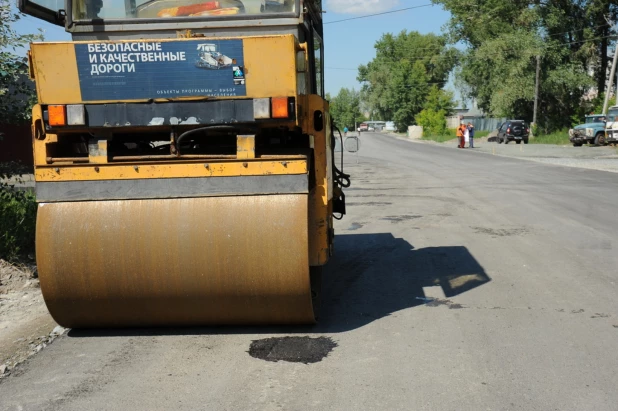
left=415, top=108, right=448, bottom=136
left=0, top=162, right=37, bottom=261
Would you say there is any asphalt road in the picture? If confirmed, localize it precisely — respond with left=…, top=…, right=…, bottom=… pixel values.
left=2, top=133, right=618, bottom=411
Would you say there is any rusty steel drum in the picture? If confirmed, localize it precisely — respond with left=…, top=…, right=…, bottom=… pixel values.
left=36, top=194, right=315, bottom=328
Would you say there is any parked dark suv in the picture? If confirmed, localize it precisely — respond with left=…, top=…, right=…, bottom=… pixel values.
left=497, top=120, right=530, bottom=144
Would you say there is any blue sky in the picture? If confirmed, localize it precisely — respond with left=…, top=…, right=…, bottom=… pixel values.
left=13, top=0, right=452, bottom=96
left=322, top=0, right=451, bottom=95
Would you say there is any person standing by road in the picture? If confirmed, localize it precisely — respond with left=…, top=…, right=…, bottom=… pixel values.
left=456, top=123, right=466, bottom=148
left=468, top=122, right=475, bottom=148
left=343, top=126, right=348, bottom=137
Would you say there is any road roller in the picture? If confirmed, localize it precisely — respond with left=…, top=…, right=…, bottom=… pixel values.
left=19, top=0, right=349, bottom=327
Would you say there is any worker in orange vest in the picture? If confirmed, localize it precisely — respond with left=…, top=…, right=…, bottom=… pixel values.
left=456, top=123, right=467, bottom=148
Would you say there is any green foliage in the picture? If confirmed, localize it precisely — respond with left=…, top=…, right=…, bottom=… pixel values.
left=329, top=87, right=363, bottom=130
left=528, top=129, right=570, bottom=145
left=433, top=0, right=617, bottom=132
left=0, top=4, right=39, bottom=260
left=415, top=86, right=455, bottom=136
left=416, top=108, right=448, bottom=136
left=591, top=92, right=610, bottom=115
left=358, top=30, right=459, bottom=132
left=1, top=0, right=43, bottom=124
left=565, top=92, right=608, bottom=128
left=387, top=60, right=432, bottom=131
left=0, top=162, right=37, bottom=261
left=423, top=85, right=455, bottom=116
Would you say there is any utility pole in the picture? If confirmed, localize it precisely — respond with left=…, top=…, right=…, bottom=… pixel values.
left=532, top=55, right=541, bottom=135
left=603, top=46, right=618, bottom=114
left=602, top=16, right=618, bottom=113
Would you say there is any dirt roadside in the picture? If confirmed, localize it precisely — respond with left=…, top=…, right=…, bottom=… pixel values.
left=0, top=260, right=63, bottom=380
left=387, top=133, right=618, bottom=173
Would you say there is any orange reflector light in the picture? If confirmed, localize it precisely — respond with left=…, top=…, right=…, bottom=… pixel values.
left=271, top=97, right=289, bottom=119
left=48, top=105, right=66, bottom=126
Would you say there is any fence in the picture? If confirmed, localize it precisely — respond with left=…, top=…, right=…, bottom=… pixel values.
left=0, top=124, right=33, bottom=167
left=446, top=116, right=506, bottom=131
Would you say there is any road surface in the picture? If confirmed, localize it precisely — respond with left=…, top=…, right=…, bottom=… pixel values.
left=1, top=133, right=617, bottom=410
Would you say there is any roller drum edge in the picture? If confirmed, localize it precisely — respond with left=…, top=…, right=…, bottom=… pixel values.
left=36, top=194, right=315, bottom=328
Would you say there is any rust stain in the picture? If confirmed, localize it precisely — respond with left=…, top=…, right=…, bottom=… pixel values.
left=36, top=195, right=315, bottom=327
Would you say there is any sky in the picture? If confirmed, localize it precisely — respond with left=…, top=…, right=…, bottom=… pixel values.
left=322, top=0, right=451, bottom=95
left=13, top=0, right=453, bottom=96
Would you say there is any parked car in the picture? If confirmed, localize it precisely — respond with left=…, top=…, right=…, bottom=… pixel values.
left=569, top=114, right=607, bottom=146
left=606, top=106, right=618, bottom=146
left=496, top=120, right=530, bottom=144
left=357, top=123, right=369, bottom=132
left=385, top=121, right=396, bottom=131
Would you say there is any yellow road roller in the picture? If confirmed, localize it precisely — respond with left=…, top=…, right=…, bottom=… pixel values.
left=19, top=0, right=349, bottom=327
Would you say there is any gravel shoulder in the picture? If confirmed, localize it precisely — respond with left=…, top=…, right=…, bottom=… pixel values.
left=393, top=134, right=618, bottom=173
left=0, top=260, right=63, bottom=379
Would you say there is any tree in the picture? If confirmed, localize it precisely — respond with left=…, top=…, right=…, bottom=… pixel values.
left=432, top=0, right=617, bottom=131
left=384, top=60, right=431, bottom=131
left=415, top=86, right=455, bottom=136
left=423, top=85, right=455, bottom=115
left=329, top=88, right=363, bottom=130
left=0, top=1, right=42, bottom=124
left=358, top=30, right=459, bottom=132
left=1, top=2, right=41, bottom=259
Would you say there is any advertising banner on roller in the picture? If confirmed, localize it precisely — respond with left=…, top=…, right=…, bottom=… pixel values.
left=75, top=39, right=247, bottom=101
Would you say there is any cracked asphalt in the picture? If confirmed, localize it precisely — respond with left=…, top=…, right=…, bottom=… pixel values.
left=1, top=132, right=617, bottom=410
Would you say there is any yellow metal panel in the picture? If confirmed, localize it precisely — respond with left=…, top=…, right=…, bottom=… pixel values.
left=35, top=159, right=307, bottom=182
left=30, top=43, right=81, bottom=104
left=237, top=135, right=256, bottom=159
left=306, top=95, right=332, bottom=266
left=30, top=36, right=297, bottom=104
left=88, top=140, right=108, bottom=164
left=31, top=105, right=48, bottom=166
left=244, top=36, right=297, bottom=98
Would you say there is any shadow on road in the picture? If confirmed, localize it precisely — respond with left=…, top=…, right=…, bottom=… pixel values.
left=67, top=233, right=490, bottom=338
left=317, top=233, right=490, bottom=332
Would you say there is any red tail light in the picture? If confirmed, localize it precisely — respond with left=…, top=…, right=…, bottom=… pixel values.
left=507, top=128, right=511, bottom=133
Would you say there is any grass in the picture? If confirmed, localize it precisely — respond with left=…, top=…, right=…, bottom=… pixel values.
left=415, top=126, right=611, bottom=147
left=528, top=129, right=570, bottom=145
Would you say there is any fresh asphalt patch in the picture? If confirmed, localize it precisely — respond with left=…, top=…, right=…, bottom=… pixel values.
left=248, top=336, right=338, bottom=364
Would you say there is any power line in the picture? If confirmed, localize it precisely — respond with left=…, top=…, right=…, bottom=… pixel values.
left=325, top=33, right=618, bottom=72
left=550, top=33, right=616, bottom=48
left=325, top=67, right=358, bottom=71
left=324, top=4, right=434, bottom=25
left=325, top=22, right=615, bottom=58
left=544, top=22, right=613, bottom=39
